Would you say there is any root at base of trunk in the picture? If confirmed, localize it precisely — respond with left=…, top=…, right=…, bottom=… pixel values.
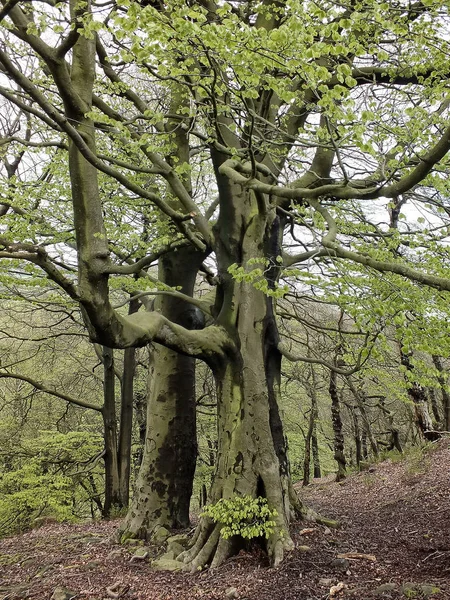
left=289, top=482, right=340, bottom=529
left=176, top=519, right=294, bottom=571
left=173, top=488, right=337, bottom=571
left=116, top=519, right=172, bottom=545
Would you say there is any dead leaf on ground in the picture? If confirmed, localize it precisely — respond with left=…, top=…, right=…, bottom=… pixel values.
left=329, top=581, right=345, bottom=597
left=299, top=528, right=316, bottom=536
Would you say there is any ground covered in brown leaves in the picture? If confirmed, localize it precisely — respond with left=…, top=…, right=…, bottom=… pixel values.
left=1, top=440, right=449, bottom=600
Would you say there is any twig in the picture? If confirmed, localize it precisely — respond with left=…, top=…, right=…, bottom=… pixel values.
left=129, top=551, right=149, bottom=563
left=105, top=582, right=121, bottom=598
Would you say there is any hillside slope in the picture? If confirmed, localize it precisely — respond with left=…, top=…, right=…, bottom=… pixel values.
left=1, top=440, right=449, bottom=600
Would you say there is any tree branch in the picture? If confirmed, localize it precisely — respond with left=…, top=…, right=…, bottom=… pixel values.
left=278, top=342, right=362, bottom=376
left=0, top=371, right=102, bottom=411
left=307, top=201, right=450, bottom=292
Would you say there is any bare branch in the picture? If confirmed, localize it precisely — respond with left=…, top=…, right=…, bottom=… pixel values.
left=0, top=371, right=102, bottom=412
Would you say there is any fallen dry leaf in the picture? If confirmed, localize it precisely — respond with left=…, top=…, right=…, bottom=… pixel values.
left=299, top=528, right=316, bottom=536
left=329, top=581, right=345, bottom=597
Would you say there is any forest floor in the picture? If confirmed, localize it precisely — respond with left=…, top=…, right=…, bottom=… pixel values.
left=1, top=439, right=449, bottom=600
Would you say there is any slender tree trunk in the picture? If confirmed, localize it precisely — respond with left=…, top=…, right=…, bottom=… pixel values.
left=329, top=370, right=346, bottom=481
left=361, top=431, right=368, bottom=460
left=102, top=346, right=122, bottom=517
left=350, top=406, right=362, bottom=468
left=302, top=369, right=319, bottom=486
left=346, top=377, right=379, bottom=457
left=432, top=355, right=450, bottom=431
left=117, top=347, right=135, bottom=507
left=303, top=420, right=312, bottom=486
left=379, top=398, right=403, bottom=453
left=117, top=298, right=139, bottom=508
left=312, top=426, right=321, bottom=479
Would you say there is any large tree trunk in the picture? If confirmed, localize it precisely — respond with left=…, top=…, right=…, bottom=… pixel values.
left=179, top=311, right=294, bottom=569
left=119, top=249, right=202, bottom=539
left=177, top=200, right=301, bottom=570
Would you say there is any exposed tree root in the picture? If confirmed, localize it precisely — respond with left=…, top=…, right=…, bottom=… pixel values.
left=117, top=517, right=170, bottom=545
left=177, top=520, right=218, bottom=571
left=176, top=517, right=294, bottom=571
left=289, top=481, right=340, bottom=529
left=171, top=483, right=336, bottom=572
left=267, top=529, right=295, bottom=567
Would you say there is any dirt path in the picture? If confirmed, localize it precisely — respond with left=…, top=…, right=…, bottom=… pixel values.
left=1, top=441, right=449, bottom=600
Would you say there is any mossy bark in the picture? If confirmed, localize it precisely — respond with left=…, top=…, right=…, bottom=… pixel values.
left=119, top=249, right=202, bottom=539
left=176, top=193, right=300, bottom=570
left=400, top=350, right=436, bottom=440
left=432, top=355, right=450, bottom=431
left=179, top=307, right=295, bottom=569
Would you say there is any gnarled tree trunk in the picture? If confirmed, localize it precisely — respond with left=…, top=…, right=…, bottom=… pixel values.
left=432, top=355, right=450, bottom=431
left=176, top=195, right=307, bottom=570
left=400, top=350, right=437, bottom=441
left=180, top=291, right=295, bottom=569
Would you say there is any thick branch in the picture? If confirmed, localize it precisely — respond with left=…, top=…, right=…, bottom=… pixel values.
left=112, top=290, right=213, bottom=317
left=325, top=242, right=450, bottom=292
left=220, top=118, right=450, bottom=200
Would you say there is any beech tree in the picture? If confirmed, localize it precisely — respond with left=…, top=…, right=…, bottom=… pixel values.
left=1, top=0, right=450, bottom=569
